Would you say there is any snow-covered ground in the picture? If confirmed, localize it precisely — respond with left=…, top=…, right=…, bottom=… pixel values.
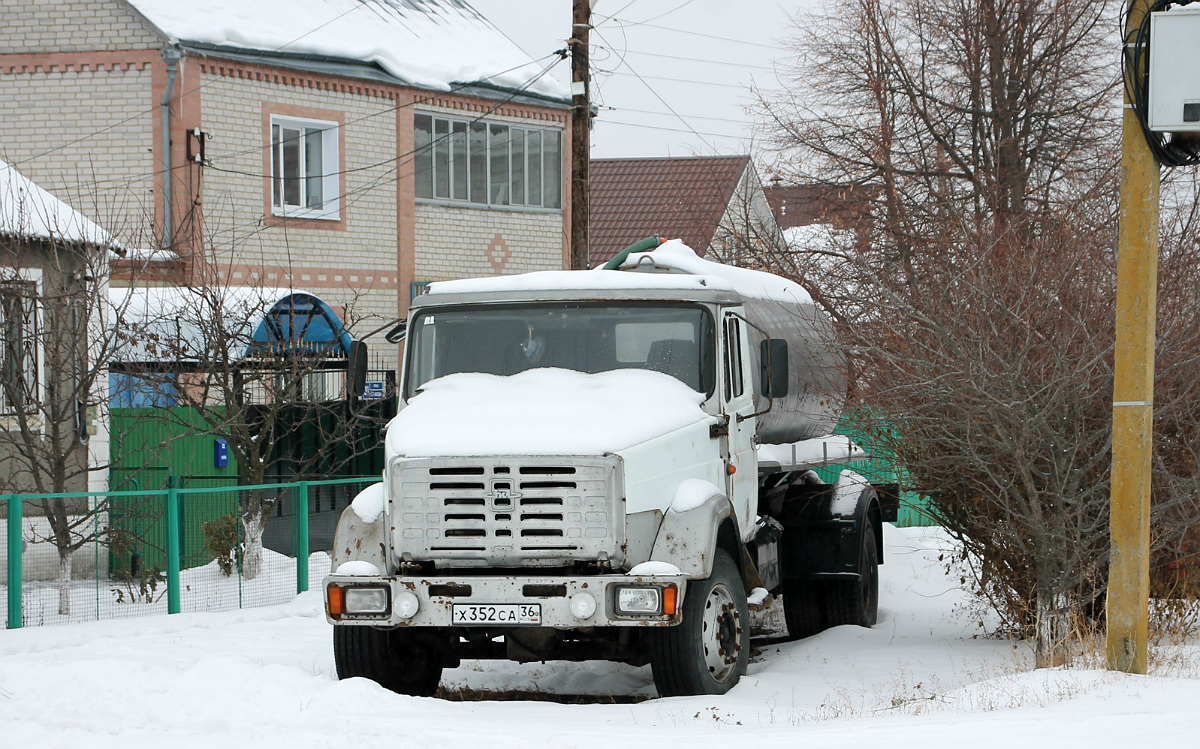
left=2, top=526, right=1197, bottom=748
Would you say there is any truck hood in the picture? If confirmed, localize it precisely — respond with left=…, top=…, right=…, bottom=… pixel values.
left=385, top=368, right=711, bottom=458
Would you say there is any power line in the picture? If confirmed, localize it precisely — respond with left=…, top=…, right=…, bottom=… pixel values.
left=604, top=70, right=755, bottom=90
left=604, top=106, right=751, bottom=125
left=591, top=26, right=717, bottom=152
left=595, top=46, right=778, bottom=71
left=604, top=17, right=788, bottom=50
left=600, top=119, right=747, bottom=140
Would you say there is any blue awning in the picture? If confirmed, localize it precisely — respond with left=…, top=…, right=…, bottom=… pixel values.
left=249, top=292, right=353, bottom=358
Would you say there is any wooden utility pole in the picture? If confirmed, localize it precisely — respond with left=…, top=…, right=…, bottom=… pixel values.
left=569, top=0, right=591, bottom=270
left=1107, top=0, right=1160, bottom=675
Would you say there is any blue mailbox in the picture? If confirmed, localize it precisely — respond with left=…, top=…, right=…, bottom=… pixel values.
left=214, top=438, right=230, bottom=469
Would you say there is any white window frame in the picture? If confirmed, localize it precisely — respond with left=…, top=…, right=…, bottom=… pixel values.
left=414, top=112, right=564, bottom=212
left=0, top=267, right=44, bottom=422
left=269, top=114, right=340, bottom=220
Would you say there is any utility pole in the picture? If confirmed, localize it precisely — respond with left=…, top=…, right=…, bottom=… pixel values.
left=1107, top=0, right=1160, bottom=675
left=569, top=0, right=591, bottom=270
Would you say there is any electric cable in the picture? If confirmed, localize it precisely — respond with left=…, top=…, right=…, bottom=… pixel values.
left=1124, top=0, right=1200, bottom=167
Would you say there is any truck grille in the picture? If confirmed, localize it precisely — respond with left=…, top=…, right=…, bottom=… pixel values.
left=389, top=457, right=624, bottom=568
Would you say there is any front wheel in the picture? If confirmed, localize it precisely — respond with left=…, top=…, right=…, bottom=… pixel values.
left=651, top=549, right=750, bottom=696
left=333, top=625, right=443, bottom=697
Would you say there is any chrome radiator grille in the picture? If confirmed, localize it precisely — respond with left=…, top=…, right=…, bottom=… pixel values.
left=389, top=457, right=624, bottom=568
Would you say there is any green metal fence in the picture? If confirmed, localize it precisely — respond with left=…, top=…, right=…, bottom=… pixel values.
left=3, top=477, right=379, bottom=629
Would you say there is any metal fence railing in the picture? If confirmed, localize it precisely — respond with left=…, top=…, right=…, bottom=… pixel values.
left=3, top=476, right=379, bottom=629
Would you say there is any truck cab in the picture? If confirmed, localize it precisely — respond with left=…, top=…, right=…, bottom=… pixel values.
left=324, top=240, right=891, bottom=697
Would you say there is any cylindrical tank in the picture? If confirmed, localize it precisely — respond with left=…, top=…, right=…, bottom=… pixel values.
left=740, top=295, right=846, bottom=444
left=616, top=239, right=846, bottom=444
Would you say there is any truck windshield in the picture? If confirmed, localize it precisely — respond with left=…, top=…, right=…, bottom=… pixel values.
left=405, top=303, right=715, bottom=398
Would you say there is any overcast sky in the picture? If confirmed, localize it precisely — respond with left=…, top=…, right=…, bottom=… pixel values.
left=469, top=0, right=818, bottom=162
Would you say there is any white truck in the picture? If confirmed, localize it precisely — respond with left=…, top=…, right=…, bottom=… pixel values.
left=324, top=238, right=897, bottom=697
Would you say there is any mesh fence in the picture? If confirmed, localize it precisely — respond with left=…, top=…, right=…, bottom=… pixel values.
left=3, top=477, right=378, bottom=629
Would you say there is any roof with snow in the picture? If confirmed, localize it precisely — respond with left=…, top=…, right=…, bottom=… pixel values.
left=124, top=0, right=569, bottom=101
left=0, top=158, right=112, bottom=246
left=763, top=183, right=873, bottom=231
left=588, top=155, right=752, bottom=267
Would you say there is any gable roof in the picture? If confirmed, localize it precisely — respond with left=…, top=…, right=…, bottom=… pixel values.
left=589, top=155, right=751, bottom=267
left=0, top=158, right=112, bottom=246
left=124, top=0, right=569, bottom=100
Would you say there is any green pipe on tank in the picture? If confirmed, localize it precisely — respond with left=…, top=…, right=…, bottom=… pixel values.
left=602, top=234, right=663, bottom=270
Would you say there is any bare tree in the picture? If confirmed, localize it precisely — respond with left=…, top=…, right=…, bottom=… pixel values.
left=114, top=252, right=385, bottom=580
left=759, top=0, right=1200, bottom=664
left=0, top=172, right=133, bottom=616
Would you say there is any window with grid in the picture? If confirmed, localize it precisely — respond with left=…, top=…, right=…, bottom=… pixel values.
left=0, top=280, right=39, bottom=415
left=414, top=113, right=562, bottom=210
left=269, top=115, right=340, bottom=219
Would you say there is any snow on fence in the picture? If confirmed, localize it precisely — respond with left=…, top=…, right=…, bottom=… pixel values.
left=2, top=477, right=376, bottom=629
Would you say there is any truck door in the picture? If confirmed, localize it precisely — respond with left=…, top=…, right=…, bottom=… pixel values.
left=723, top=313, right=757, bottom=536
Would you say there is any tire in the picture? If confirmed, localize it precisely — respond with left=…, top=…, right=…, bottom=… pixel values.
left=333, top=625, right=443, bottom=697
left=782, top=580, right=825, bottom=639
left=826, top=522, right=879, bottom=628
left=651, top=550, right=750, bottom=697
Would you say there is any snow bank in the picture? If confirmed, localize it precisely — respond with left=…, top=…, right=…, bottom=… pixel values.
left=671, top=478, right=722, bottom=513
left=386, top=368, right=709, bottom=457
left=128, top=0, right=568, bottom=98
left=350, top=483, right=385, bottom=524
left=1, top=157, right=111, bottom=245
left=618, top=239, right=814, bottom=306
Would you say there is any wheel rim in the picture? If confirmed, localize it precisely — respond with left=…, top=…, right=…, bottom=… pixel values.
left=701, top=582, right=742, bottom=683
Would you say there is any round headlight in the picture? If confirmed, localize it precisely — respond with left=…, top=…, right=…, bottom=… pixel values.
left=394, top=591, right=420, bottom=619
left=569, top=592, right=597, bottom=619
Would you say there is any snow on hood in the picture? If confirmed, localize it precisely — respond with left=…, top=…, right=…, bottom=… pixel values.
left=386, top=368, right=710, bottom=458
left=128, top=0, right=569, bottom=99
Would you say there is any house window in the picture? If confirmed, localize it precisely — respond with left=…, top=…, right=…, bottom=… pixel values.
left=0, top=280, right=39, bottom=415
left=414, top=113, right=562, bottom=210
left=270, top=115, right=340, bottom=219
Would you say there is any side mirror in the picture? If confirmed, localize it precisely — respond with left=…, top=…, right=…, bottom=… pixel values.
left=384, top=320, right=407, bottom=344
left=347, top=339, right=368, bottom=399
left=760, top=339, right=789, bottom=398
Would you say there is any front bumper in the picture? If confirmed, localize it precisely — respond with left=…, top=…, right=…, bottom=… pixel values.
left=324, top=573, right=688, bottom=628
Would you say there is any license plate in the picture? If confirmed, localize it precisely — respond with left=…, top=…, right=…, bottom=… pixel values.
left=452, top=603, right=541, bottom=625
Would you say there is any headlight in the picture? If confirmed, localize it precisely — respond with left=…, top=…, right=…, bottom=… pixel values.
left=344, top=587, right=389, bottom=615
left=616, top=586, right=662, bottom=614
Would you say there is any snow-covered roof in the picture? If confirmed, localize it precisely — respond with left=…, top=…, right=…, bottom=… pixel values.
left=111, top=285, right=350, bottom=362
left=0, top=158, right=112, bottom=246
left=423, top=241, right=815, bottom=305
left=617, top=240, right=814, bottom=306
left=783, top=223, right=856, bottom=251
left=126, top=0, right=569, bottom=99
left=425, top=267, right=736, bottom=296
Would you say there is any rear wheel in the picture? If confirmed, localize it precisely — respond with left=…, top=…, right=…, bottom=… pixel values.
left=333, top=625, right=443, bottom=697
left=782, top=580, right=824, bottom=638
left=826, top=522, right=879, bottom=627
left=651, top=549, right=750, bottom=696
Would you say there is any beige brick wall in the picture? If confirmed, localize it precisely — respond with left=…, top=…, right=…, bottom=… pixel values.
left=198, top=71, right=401, bottom=367
left=0, top=0, right=161, bottom=53
left=0, top=66, right=156, bottom=244
left=413, top=203, right=566, bottom=284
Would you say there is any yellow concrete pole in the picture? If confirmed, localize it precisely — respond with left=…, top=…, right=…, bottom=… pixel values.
left=1107, top=0, right=1159, bottom=675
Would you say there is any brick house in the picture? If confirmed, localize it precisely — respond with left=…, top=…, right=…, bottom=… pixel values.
left=589, top=154, right=783, bottom=268
left=1, top=157, right=110, bottom=496
left=0, top=0, right=572, bottom=370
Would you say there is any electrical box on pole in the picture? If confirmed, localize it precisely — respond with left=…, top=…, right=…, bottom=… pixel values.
left=1148, top=6, right=1200, bottom=131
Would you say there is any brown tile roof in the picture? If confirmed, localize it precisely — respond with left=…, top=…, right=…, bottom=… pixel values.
left=763, top=184, right=874, bottom=230
left=589, top=155, right=751, bottom=266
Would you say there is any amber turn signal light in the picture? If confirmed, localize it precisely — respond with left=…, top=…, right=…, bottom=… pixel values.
left=663, top=585, right=678, bottom=615
left=327, top=585, right=344, bottom=617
